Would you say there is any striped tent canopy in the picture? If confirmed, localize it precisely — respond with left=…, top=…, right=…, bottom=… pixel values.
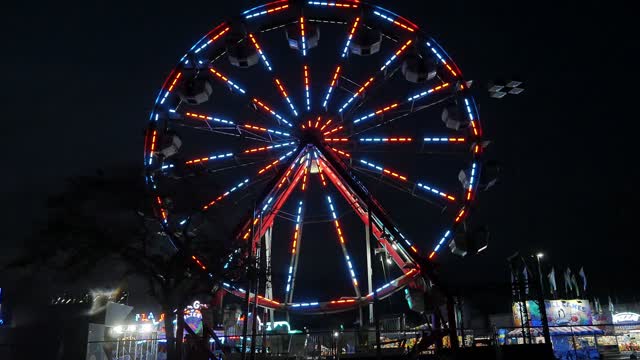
left=508, top=326, right=604, bottom=337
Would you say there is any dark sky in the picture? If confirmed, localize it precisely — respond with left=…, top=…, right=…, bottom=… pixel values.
left=2, top=0, right=638, bottom=314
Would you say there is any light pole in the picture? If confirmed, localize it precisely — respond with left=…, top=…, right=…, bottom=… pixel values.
left=534, top=253, right=551, bottom=346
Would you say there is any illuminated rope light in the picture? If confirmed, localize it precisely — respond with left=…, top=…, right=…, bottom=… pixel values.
left=423, top=137, right=465, bottom=143
left=464, top=98, right=479, bottom=136
left=242, top=124, right=290, bottom=137
left=301, top=158, right=310, bottom=191
left=159, top=72, right=182, bottom=105
left=353, top=103, right=399, bottom=124
left=191, top=255, right=207, bottom=270
left=248, top=33, right=272, bottom=71
left=156, top=196, right=168, bottom=224
left=338, top=77, right=374, bottom=113
left=209, top=68, right=246, bottom=94
left=274, top=79, right=299, bottom=116
left=316, top=160, right=328, bottom=187
left=360, top=137, right=412, bottom=142
left=322, top=66, right=341, bottom=109
left=330, top=299, right=356, bottom=304
left=359, top=159, right=407, bottom=181
left=308, top=1, right=359, bottom=8
left=416, top=182, right=455, bottom=201
left=406, top=83, right=450, bottom=101
left=396, top=229, right=413, bottom=247
left=324, top=138, right=349, bottom=142
left=372, top=10, right=416, bottom=32
left=256, top=150, right=295, bottom=174
left=245, top=3, right=289, bottom=19
left=320, top=118, right=333, bottom=131
left=194, top=26, right=230, bottom=53
left=326, top=196, right=359, bottom=288
left=242, top=142, right=296, bottom=154
left=202, top=179, right=249, bottom=210
left=291, top=302, right=319, bottom=308
left=380, top=39, right=413, bottom=71
left=252, top=98, right=292, bottom=127
left=148, top=130, right=157, bottom=165
left=426, top=41, right=459, bottom=77
left=185, top=111, right=235, bottom=125
left=300, top=17, right=307, bottom=56
left=429, top=230, right=451, bottom=259
left=466, top=162, right=477, bottom=200
left=342, top=17, right=360, bottom=57
left=323, top=126, right=343, bottom=135
left=331, top=147, right=351, bottom=158
left=185, top=152, right=233, bottom=165
left=303, top=65, right=311, bottom=111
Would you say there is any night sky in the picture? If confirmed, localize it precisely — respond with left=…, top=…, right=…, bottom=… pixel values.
left=2, top=0, right=638, bottom=316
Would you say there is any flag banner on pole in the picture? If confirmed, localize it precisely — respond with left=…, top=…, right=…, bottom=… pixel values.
left=579, top=267, right=587, bottom=292
left=548, top=267, right=557, bottom=294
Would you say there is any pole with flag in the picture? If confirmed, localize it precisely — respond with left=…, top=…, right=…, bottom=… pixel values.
left=579, top=267, right=587, bottom=294
left=547, top=267, right=557, bottom=298
left=608, top=296, right=615, bottom=314
left=564, top=268, right=573, bottom=297
left=571, top=272, right=581, bottom=298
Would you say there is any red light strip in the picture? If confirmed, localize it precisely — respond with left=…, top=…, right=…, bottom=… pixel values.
left=209, top=68, right=246, bottom=94
left=320, top=118, right=333, bottom=131
left=454, top=208, right=466, bottom=223
left=338, top=77, right=374, bottom=112
left=167, top=72, right=182, bottom=92
left=341, top=17, right=360, bottom=57
left=156, top=196, right=168, bottom=223
left=324, top=138, right=349, bottom=142
left=191, top=255, right=207, bottom=270
left=323, top=126, right=344, bottom=135
left=300, top=160, right=309, bottom=191
left=257, top=159, right=281, bottom=175
left=316, top=161, right=328, bottom=187
left=300, top=16, right=307, bottom=56
left=331, top=147, right=351, bottom=158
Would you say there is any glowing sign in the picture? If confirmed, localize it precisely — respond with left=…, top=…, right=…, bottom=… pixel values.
left=613, top=312, right=640, bottom=324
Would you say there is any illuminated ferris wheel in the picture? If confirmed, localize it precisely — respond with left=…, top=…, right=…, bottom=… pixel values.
left=144, top=0, right=488, bottom=316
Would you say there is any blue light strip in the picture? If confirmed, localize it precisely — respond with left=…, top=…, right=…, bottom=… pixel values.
left=359, top=159, right=383, bottom=172
left=291, top=302, right=319, bottom=308
left=416, top=182, right=453, bottom=200
left=433, top=230, right=451, bottom=253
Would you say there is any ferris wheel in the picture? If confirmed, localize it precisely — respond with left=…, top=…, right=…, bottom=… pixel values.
left=144, top=0, right=488, bottom=316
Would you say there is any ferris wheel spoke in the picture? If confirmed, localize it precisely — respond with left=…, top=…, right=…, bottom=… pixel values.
left=326, top=195, right=361, bottom=298
left=285, top=200, right=305, bottom=303
left=350, top=93, right=456, bottom=138
left=209, top=68, right=247, bottom=94
left=200, top=149, right=297, bottom=212
left=336, top=38, right=414, bottom=114
left=252, top=98, right=294, bottom=127
left=320, top=15, right=361, bottom=110
left=355, top=158, right=458, bottom=203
